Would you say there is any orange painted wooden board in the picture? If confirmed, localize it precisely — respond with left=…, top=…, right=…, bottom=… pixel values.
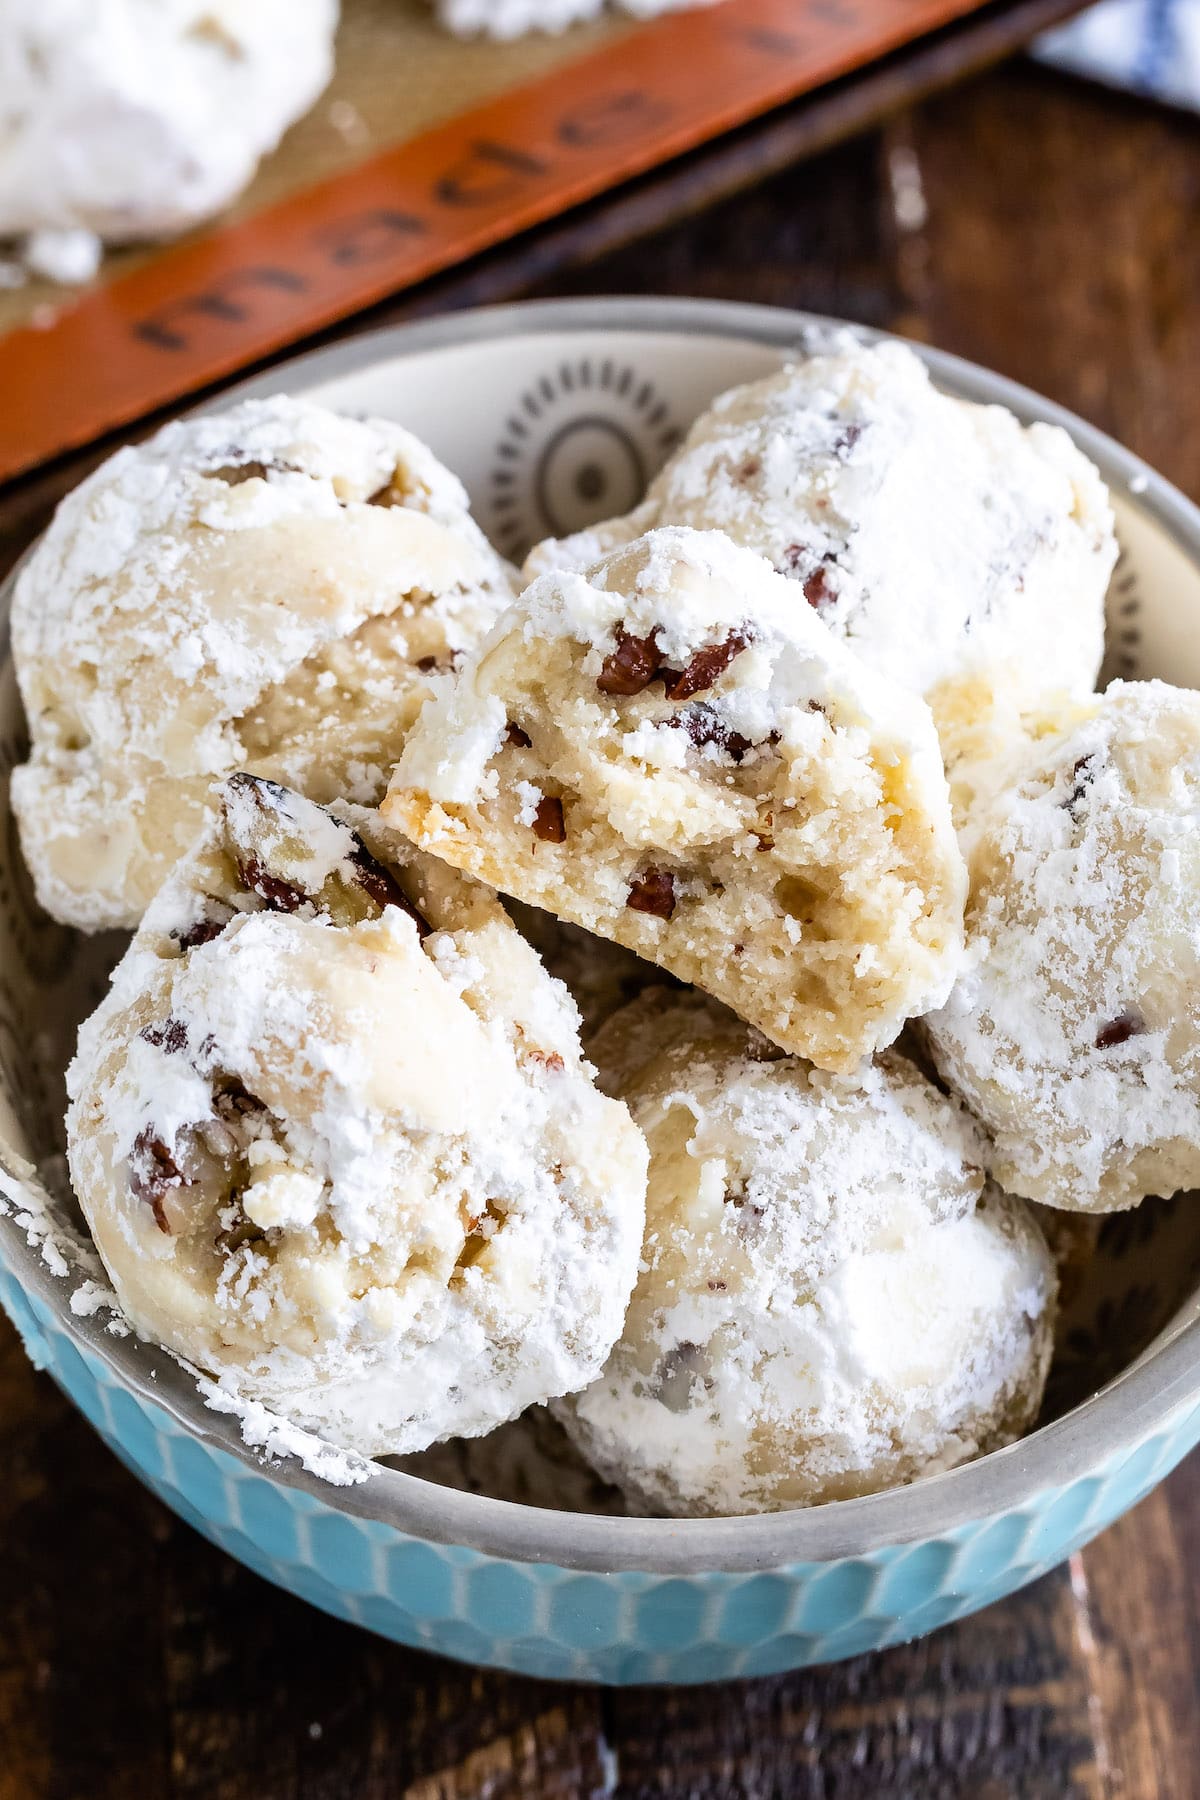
left=0, top=0, right=990, bottom=483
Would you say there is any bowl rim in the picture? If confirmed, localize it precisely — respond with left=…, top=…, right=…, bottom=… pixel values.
left=5, top=293, right=1200, bottom=1576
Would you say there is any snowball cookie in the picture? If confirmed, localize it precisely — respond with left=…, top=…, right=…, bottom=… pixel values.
left=434, top=0, right=719, bottom=39
left=528, top=337, right=1116, bottom=723
left=0, top=0, right=337, bottom=250
left=555, top=991, right=1056, bottom=1516
left=12, top=395, right=515, bottom=932
left=66, top=776, right=647, bottom=1456
left=926, top=680, right=1200, bottom=1213
left=435, top=0, right=603, bottom=34
left=384, top=526, right=966, bottom=1073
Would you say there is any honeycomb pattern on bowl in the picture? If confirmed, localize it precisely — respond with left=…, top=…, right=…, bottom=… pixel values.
left=3, top=1260, right=1198, bottom=1685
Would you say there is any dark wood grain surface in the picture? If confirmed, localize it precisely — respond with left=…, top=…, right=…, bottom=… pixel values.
left=3, top=57, right=1200, bottom=1800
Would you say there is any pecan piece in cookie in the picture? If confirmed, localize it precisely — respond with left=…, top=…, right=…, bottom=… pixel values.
left=597, top=626, right=664, bottom=696
left=663, top=629, right=751, bottom=701
left=532, top=797, right=566, bottom=844
left=128, top=1130, right=188, bottom=1234
left=626, top=868, right=676, bottom=919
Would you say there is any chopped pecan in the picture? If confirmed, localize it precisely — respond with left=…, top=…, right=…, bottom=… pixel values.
left=803, top=567, right=836, bottom=609
left=348, top=845, right=431, bottom=939
left=663, top=629, right=751, bottom=701
left=532, top=796, right=566, bottom=843
left=172, top=908, right=230, bottom=953
left=1062, top=754, right=1099, bottom=818
left=1095, top=1009, right=1146, bottom=1050
left=225, top=776, right=311, bottom=912
left=225, top=774, right=431, bottom=937
left=128, top=1130, right=188, bottom=1234
left=626, top=867, right=676, bottom=919
left=139, top=1018, right=188, bottom=1055
left=237, top=854, right=310, bottom=915
left=597, top=626, right=664, bottom=696
left=666, top=703, right=751, bottom=763
left=213, top=1080, right=268, bottom=1124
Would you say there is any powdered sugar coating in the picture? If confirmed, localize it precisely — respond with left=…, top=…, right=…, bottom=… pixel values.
left=434, top=0, right=720, bottom=38
left=528, top=337, right=1116, bottom=716
left=926, top=680, right=1200, bottom=1213
left=385, top=525, right=966, bottom=1072
left=66, top=780, right=647, bottom=1456
left=557, top=991, right=1055, bottom=1516
left=0, top=0, right=337, bottom=247
left=12, top=395, right=514, bottom=931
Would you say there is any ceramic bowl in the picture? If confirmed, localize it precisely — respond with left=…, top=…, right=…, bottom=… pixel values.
left=3, top=298, right=1200, bottom=1686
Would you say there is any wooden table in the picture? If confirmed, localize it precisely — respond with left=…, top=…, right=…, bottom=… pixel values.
left=3, top=57, right=1200, bottom=1800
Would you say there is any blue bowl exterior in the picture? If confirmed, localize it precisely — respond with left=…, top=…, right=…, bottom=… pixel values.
left=6, top=1261, right=1199, bottom=1685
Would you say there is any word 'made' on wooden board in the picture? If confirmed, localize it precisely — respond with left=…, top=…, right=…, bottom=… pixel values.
left=0, top=0, right=987, bottom=482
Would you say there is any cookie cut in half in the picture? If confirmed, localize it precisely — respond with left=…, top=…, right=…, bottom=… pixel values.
left=384, top=527, right=967, bottom=1071
left=66, top=777, right=647, bottom=1456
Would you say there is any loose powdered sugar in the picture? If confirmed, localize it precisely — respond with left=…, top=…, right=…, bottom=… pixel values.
left=192, top=1374, right=371, bottom=1488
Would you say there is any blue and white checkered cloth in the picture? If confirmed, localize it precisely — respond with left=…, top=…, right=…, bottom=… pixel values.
left=1038, top=1, right=1200, bottom=110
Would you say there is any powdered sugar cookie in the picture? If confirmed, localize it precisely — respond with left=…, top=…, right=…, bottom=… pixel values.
left=384, top=526, right=966, bottom=1072
left=528, top=338, right=1116, bottom=734
left=0, top=0, right=337, bottom=258
left=556, top=991, right=1055, bottom=1515
left=12, top=396, right=514, bottom=931
left=926, top=680, right=1200, bottom=1212
left=66, top=777, right=647, bottom=1456
left=433, top=0, right=720, bottom=38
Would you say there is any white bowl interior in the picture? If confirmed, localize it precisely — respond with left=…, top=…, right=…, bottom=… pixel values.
left=4, top=302, right=1200, bottom=1551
